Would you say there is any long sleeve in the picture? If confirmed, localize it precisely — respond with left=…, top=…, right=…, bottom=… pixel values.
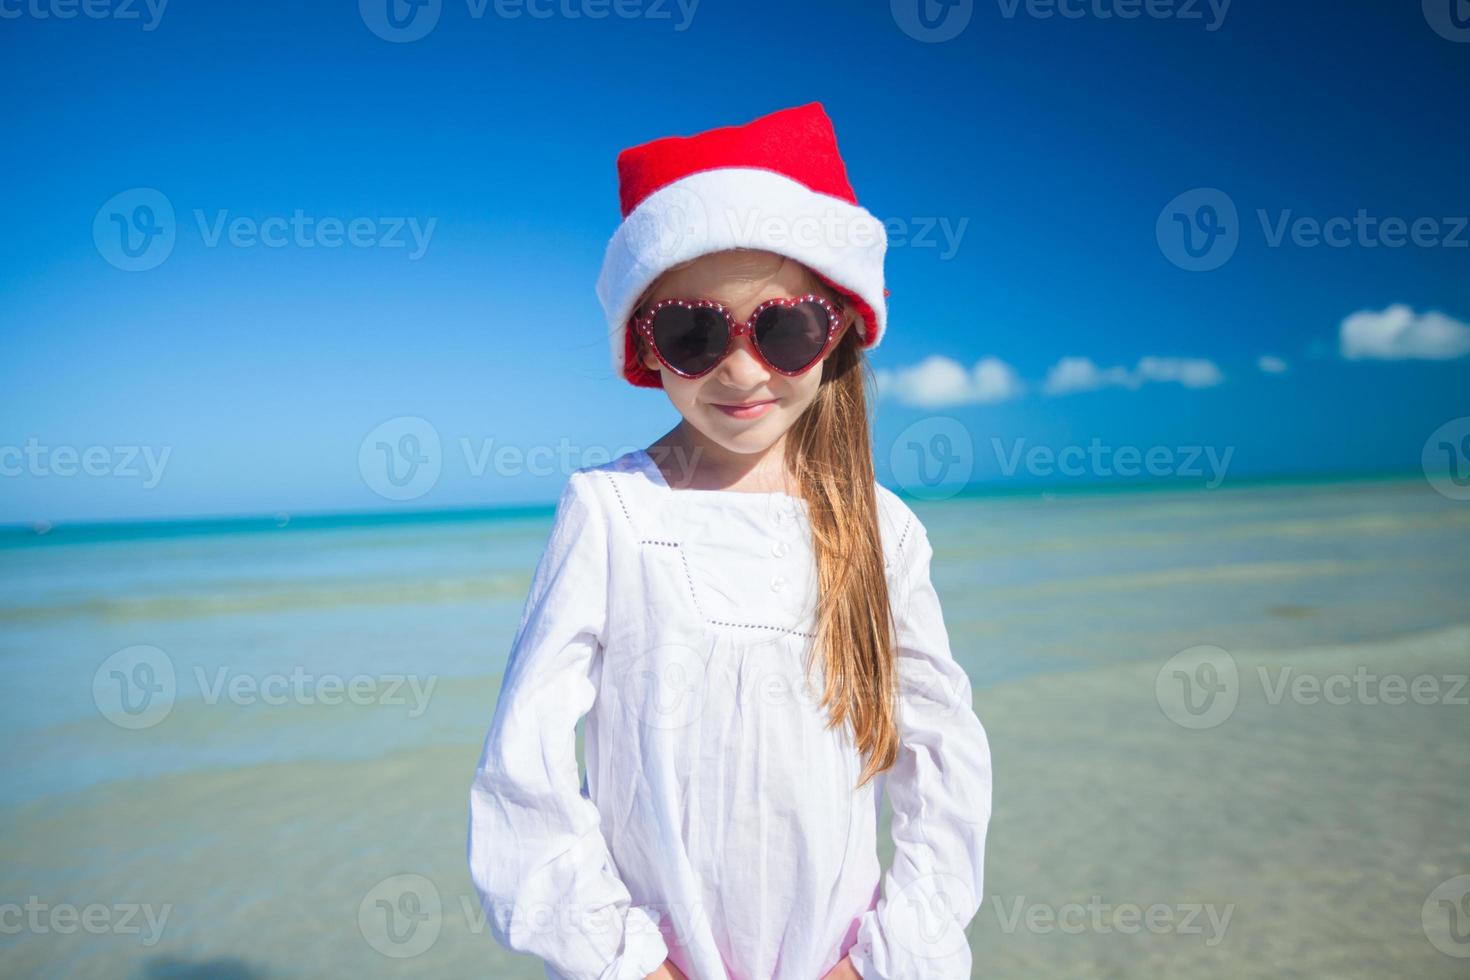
left=468, top=470, right=670, bottom=980
left=847, top=515, right=993, bottom=980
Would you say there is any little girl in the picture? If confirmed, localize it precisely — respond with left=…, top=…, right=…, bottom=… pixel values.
left=469, top=102, right=992, bottom=980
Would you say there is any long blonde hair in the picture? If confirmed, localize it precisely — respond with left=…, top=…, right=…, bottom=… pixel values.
left=631, top=255, right=899, bottom=788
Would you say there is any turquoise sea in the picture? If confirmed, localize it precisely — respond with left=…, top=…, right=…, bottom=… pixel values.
left=1, top=475, right=1467, bottom=977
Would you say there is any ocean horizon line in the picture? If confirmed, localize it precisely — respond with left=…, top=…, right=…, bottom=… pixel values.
left=0, top=465, right=1426, bottom=547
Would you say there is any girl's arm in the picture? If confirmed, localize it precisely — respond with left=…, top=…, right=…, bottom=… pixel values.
left=846, top=514, right=994, bottom=980
left=645, top=960, right=688, bottom=980
left=468, top=471, right=671, bottom=980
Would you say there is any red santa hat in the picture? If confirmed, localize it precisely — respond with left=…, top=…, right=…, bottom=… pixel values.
left=596, top=101, right=890, bottom=388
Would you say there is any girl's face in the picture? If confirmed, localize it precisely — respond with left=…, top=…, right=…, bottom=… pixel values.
left=637, top=250, right=850, bottom=457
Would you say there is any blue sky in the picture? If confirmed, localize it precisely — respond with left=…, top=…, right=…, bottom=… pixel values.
left=2, top=0, right=1467, bottom=523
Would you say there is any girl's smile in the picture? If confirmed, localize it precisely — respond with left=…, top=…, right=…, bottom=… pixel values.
left=710, top=397, right=779, bottom=420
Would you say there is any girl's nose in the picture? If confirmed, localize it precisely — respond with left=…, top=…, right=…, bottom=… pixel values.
left=714, top=332, right=771, bottom=387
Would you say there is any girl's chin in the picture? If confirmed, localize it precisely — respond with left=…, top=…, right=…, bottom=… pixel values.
left=695, top=418, right=786, bottom=456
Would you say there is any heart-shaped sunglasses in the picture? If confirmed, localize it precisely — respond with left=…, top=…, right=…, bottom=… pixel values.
left=633, top=293, right=845, bottom=380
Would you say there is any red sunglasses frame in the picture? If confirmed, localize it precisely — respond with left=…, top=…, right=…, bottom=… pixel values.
left=633, top=293, right=846, bottom=380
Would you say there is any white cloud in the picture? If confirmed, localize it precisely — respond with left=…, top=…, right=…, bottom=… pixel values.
left=1042, top=355, right=1224, bottom=395
left=1043, top=357, right=1134, bottom=394
left=1135, top=356, right=1225, bottom=388
left=1258, top=355, right=1288, bottom=374
left=1340, top=305, right=1470, bottom=361
left=875, top=355, right=1024, bottom=408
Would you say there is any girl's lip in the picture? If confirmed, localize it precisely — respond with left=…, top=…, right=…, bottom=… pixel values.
left=711, top=398, right=778, bottom=419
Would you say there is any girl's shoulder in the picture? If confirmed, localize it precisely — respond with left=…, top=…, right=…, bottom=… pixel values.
left=873, top=482, right=926, bottom=573
left=552, top=452, right=643, bottom=537
left=559, top=449, right=662, bottom=538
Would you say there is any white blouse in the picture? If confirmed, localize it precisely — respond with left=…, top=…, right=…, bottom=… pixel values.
left=468, top=449, right=992, bottom=980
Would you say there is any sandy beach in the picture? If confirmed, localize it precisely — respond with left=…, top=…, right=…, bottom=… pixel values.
left=1, top=476, right=1467, bottom=977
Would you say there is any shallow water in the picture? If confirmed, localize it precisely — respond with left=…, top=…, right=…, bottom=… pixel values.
left=1, top=476, right=1467, bottom=977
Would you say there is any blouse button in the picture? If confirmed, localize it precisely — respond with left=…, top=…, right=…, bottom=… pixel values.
left=772, top=540, right=789, bottom=558
left=770, top=575, right=786, bottom=593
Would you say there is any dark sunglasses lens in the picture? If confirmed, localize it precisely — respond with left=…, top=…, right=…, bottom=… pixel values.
left=753, top=302, right=830, bottom=372
left=652, top=306, right=729, bottom=375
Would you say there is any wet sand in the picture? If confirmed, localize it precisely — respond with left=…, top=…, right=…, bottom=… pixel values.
left=2, top=624, right=1465, bottom=977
